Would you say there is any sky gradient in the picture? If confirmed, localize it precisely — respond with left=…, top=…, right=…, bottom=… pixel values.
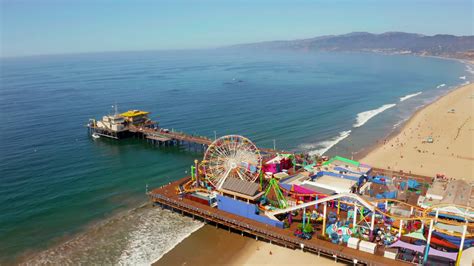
left=1, top=0, right=473, bottom=57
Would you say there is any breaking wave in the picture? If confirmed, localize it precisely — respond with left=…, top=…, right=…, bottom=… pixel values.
left=466, top=65, right=474, bottom=75
left=393, top=118, right=409, bottom=129
left=436, top=84, right=446, bottom=89
left=399, top=92, right=422, bottom=102
left=22, top=205, right=204, bottom=265
left=304, top=130, right=352, bottom=156
left=353, top=104, right=396, bottom=128
left=118, top=209, right=204, bottom=265
left=459, top=76, right=466, bottom=80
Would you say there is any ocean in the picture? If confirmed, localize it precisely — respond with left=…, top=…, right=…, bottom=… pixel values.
left=0, top=49, right=471, bottom=264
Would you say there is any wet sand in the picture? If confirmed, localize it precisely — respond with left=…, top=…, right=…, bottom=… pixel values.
left=361, top=83, right=474, bottom=180
left=154, top=225, right=249, bottom=265
left=155, top=83, right=473, bottom=265
left=154, top=225, right=339, bottom=265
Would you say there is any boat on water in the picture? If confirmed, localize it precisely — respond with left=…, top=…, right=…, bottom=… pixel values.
left=92, top=133, right=100, bottom=139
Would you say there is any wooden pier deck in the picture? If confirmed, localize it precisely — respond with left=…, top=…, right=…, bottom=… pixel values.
left=129, top=125, right=285, bottom=154
left=149, top=178, right=410, bottom=266
left=145, top=134, right=172, bottom=142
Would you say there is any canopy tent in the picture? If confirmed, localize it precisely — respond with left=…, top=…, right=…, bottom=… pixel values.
left=389, top=240, right=458, bottom=261
left=432, top=206, right=474, bottom=220
left=435, top=222, right=465, bottom=234
left=404, top=228, right=426, bottom=241
left=433, top=223, right=474, bottom=248
left=432, top=231, right=474, bottom=247
left=389, top=240, right=424, bottom=253
left=430, top=235, right=458, bottom=249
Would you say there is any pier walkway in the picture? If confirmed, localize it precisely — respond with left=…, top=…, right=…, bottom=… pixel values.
left=149, top=178, right=409, bottom=266
left=129, top=125, right=285, bottom=154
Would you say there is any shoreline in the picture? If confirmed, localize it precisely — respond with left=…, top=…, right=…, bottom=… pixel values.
left=153, top=224, right=341, bottom=266
left=360, top=82, right=473, bottom=179
left=8, top=55, right=472, bottom=265
left=153, top=225, right=250, bottom=266
left=354, top=81, right=469, bottom=161
left=309, top=58, right=473, bottom=161
left=154, top=83, right=473, bottom=266
left=15, top=201, right=152, bottom=264
left=355, top=59, right=473, bottom=161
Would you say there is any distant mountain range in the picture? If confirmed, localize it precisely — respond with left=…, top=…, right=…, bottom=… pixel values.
left=229, top=32, right=474, bottom=61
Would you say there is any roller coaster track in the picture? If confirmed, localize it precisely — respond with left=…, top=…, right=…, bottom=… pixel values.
left=270, top=186, right=474, bottom=237
left=178, top=177, right=473, bottom=237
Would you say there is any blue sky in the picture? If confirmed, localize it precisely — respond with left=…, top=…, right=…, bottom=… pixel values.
left=1, top=0, right=473, bottom=57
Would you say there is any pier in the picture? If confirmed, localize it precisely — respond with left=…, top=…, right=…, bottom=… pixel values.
left=128, top=124, right=211, bottom=151
left=88, top=110, right=286, bottom=154
left=91, top=109, right=472, bottom=266
left=149, top=177, right=409, bottom=266
left=129, top=125, right=285, bottom=154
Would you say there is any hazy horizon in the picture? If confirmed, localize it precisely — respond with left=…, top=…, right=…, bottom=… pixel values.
left=1, top=30, right=473, bottom=59
left=1, top=0, right=473, bottom=57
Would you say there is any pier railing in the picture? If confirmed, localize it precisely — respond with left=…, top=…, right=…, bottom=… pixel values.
left=149, top=188, right=404, bottom=266
left=128, top=125, right=286, bottom=154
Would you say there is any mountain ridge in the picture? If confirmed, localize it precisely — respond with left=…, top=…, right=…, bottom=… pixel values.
left=228, top=32, right=474, bottom=61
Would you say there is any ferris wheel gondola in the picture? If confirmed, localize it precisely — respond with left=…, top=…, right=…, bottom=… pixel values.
left=202, top=135, right=262, bottom=189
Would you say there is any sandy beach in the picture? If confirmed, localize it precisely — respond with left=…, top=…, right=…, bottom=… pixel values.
left=361, top=83, right=474, bottom=180
left=154, top=82, right=473, bottom=266
left=154, top=225, right=340, bottom=265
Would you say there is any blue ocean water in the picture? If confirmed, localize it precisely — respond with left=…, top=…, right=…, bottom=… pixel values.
left=0, top=50, right=471, bottom=263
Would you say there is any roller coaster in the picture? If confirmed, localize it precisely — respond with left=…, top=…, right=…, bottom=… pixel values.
left=268, top=186, right=474, bottom=238
left=175, top=134, right=473, bottom=265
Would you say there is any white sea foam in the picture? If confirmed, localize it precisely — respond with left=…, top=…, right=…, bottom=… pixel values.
left=117, top=209, right=204, bottom=265
left=25, top=205, right=204, bottom=265
left=399, top=92, right=422, bottom=102
left=436, top=84, right=446, bottom=89
left=353, top=104, right=396, bottom=128
left=393, top=118, right=409, bottom=129
left=459, top=76, right=466, bottom=80
left=304, top=130, right=352, bottom=156
left=466, top=65, right=474, bottom=75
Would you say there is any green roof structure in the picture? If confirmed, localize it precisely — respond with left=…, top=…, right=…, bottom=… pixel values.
left=322, top=156, right=360, bottom=167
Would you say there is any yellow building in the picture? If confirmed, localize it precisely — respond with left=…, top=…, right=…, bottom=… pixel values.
left=120, top=110, right=151, bottom=126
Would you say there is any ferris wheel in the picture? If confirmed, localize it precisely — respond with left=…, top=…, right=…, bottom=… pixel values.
left=202, top=135, right=262, bottom=189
